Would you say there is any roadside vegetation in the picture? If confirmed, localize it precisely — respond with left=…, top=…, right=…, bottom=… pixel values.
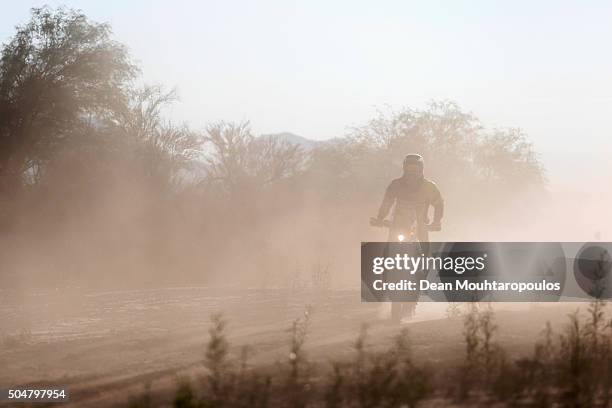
left=123, top=300, right=612, bottom=407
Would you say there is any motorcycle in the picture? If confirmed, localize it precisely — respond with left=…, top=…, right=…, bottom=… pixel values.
left=369, top=215, right=440, bottom=323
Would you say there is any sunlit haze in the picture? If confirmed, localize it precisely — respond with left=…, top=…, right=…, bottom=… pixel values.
left=3, top=1, right=611, bottom=189
left=4, top=4, right=612, bottom=405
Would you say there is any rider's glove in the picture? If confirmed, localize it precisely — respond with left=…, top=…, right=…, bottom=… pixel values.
left=370, top=217, right=383, bottom=227
left=428, top=221, right=442, bottom=231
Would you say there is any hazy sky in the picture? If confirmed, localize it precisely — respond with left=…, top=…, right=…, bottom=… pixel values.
left=2, top=1, right=611, bottom=187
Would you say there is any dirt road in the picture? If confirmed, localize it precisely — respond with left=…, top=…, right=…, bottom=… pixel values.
left=1, top=288, right=578, bottom=407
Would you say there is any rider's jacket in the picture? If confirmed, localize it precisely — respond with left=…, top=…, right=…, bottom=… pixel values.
left=376, top=175, right=444, bottom=230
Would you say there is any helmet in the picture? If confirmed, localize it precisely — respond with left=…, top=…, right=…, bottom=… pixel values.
left=402, top=154, right=424, bottom=176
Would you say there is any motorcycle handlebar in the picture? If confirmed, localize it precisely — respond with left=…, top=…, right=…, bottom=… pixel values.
left=369, top=217, right=441, bottom=232
left=369, top=217, right=390, bottom=227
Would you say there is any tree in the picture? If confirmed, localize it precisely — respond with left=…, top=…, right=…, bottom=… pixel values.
left=202, top=121, right=305, bottom=198
left=475, top=128, right=545, bottom=189
left=311, top=100, right=544, bottom=196
left=0, top=6, right=136, bottom=197
left=116, top=85, right=201, bottom=193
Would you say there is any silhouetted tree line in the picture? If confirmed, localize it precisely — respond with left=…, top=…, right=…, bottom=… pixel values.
left=0, top=7, right=545, bottom=288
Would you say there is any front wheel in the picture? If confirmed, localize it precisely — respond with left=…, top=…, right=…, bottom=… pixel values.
left=391, top=302, right=403, bottom=323
left=390, top=302, right=417, bottom=323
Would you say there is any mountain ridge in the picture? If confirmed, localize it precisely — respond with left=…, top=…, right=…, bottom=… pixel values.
left=260, top=132, right=322, bottom=150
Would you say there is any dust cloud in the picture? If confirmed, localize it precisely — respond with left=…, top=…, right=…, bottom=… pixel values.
left=1, top=6, right=611, bottom=407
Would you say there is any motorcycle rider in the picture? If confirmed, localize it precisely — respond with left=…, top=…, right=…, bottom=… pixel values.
left=374, top=154, right=444, bottom=253
left=373, top=154, right=444, bottom=321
